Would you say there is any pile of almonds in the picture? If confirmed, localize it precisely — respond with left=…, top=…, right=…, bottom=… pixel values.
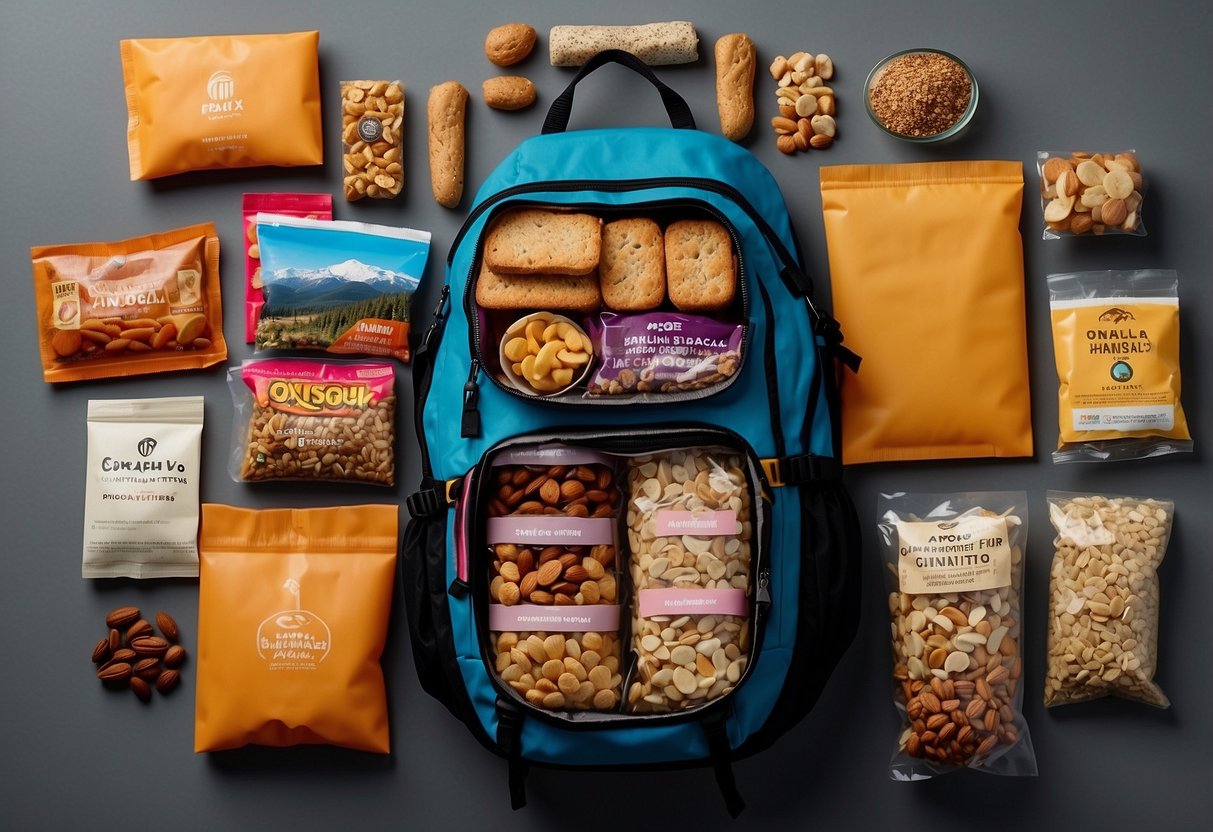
left=92, top=606, right=185, bottom=702
left=489, top=543, right=618, bottom=607
left=488, top=462, right=618, bottom=518
left=768, top=50, right=837, bottom=153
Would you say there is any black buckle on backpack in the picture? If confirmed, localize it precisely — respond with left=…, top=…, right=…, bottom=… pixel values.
left=761, top=454, right=841, bottom=488
left=701, top=710, right=746, bottom=818
left=495, top=699, right=529, bottom=810
left=406, top=477, right=462, bottom=519
left=815, top=315, right=861, bottom=372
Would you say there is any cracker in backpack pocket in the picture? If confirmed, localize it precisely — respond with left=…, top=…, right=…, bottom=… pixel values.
left=484, top=209, right=602, bottom=275
left=664, top=219, right=736, bottom=312
left=600, top=218, right=664, bottom=311
left=475, top=260, right=602, bottom=312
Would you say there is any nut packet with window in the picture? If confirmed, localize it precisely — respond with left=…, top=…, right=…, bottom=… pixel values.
left=31, top=223, right=226, bottom=383
left=1044, top=492, right=1172, bottom=708
left=877, top=492, right=1037, bottom=779
left=196, top=504, right=397, bottom=752
left=228, top=358, right=396, bottom=486
left=1048, top=270, right=1191, bottom=462
left=342, top=81, right=405, bottom=200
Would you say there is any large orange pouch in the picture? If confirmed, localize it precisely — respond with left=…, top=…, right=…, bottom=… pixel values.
left=31, top=223, right=226, bottom=383
left=819, top=161, right=1033, bottom=464
left=121, top=31, right=322, bottom=180
left=195, top=504, right=397, bottom=753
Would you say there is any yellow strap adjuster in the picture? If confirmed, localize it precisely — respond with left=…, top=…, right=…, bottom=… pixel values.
left=445, top=477, right=463, bottom=505
left=760, top=458, right=783, bottom=488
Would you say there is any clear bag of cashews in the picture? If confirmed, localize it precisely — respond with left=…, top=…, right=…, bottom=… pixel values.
left=1044, top=492, right=1172, bottom=708
left=625, top=450, right=755, bottom=714
left=878, top=492, right=1037, bottom=779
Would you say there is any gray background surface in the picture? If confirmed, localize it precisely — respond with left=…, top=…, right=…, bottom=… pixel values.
left=1, top=0, right=1210, bottom=829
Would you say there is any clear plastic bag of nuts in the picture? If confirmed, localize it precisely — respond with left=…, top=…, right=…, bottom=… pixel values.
left=1044, top=492, right=1172, bottom=708
left=342, top=80, right=404, bottom=201
left=625, top=450, right=755, bottom=713
left=485, top=507, right=623, bottom=711
left=878, top=492, right=1037, bottom=778
left=1037, top=150, right=1145, bottom=238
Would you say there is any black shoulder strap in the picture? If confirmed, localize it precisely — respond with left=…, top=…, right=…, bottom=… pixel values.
left=495, top=699, right=528, bottom=810
left=701, top=711, right=746, bottom=817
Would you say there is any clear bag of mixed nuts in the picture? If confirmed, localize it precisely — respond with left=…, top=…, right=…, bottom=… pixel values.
left=227, top=358, right=396, bottom=485
left=625, top=450, right=755, bottom=713
left=1044, top=492, right=1172, bottom=708
left=878, top=492, right=1037, bottom=779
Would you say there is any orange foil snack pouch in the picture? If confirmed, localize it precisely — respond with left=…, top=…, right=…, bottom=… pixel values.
left=819, top=162, right=1032, bottom=463
left=121, top=31, right=322, bottom=180
left=31, top=223, right=226, bottom=383
left=196, top=504, right=397, bottom=753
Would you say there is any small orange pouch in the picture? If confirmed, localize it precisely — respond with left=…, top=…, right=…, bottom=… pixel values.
left=31, top=223, right=226, bottom=383
left=819, top=161, right=1033, bottom=464
left=195, top=504, right=398, bottom=753
left=121, top=31, right=322, bottom=180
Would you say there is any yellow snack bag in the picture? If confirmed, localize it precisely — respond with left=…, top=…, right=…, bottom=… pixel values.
left=1048, top=270, right=1192, bottom=462
left=819, top=161, right=1032, bottom=464
left=121, top=31, right=322, bottom=180
left=195, top=504, right=397, bottom=753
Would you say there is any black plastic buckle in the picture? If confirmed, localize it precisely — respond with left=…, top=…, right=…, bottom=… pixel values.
left=405, top=477, right=460, bottom=519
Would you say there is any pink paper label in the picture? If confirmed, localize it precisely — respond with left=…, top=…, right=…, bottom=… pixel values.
left=489, top=604, right=621, bottom=633
left=655, top=510, right=738, bottom=537
left=638, top=588, right=749, bottom=619
left=492, top=445, right=612, bottom=468
left=486, top=516, right=614, bottom=546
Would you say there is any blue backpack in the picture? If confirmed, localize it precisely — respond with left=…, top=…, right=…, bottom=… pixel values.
left=403, top=52, right=860, bottom=816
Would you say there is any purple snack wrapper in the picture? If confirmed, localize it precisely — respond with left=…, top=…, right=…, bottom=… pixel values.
left=585, top=312, right=743, bottom=396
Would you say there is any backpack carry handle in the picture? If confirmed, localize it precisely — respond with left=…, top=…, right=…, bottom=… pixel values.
left=542, top=49, right=696, bottom=134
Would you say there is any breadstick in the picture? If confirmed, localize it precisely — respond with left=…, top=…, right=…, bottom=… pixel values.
left=427, top=81, right=468, bottom=209
left=549, top=22, right=699, bottom=66
left=714, top=33, right=755, bottom=141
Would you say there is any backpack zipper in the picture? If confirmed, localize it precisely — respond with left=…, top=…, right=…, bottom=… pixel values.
left=459, top=424, right=772, bottom=730
left=459, top=194, right=756, bottom=435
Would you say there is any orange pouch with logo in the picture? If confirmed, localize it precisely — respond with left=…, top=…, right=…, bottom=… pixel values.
left=819, top=162, right=1032, bottom=464
left=196, top=504, right=397, bottom=753
left=1048, top=270, right=1191, bottom=462
left=121, top=31, right=322, bottom=180
left=31, top=223, right=226, bottom=383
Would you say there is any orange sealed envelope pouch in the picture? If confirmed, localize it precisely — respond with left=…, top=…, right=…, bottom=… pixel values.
left=121, top=31, right=322, bottom=180
left=196, top=504, right=397, bottom=753
left=819, top=161, right=1033, bottom=464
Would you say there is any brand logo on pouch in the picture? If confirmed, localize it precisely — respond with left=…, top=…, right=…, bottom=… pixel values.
left=357, top=115, right=383, bottom=142
left=938, top=521, right=959, bottom=530
left=1110, top=360, right=1134, bottom=382
left=137, top=437, right=157, bottom=457
left=1098, top=307, right=1136, bottom=324
left=257, top=579, right=331, bottom=671
left=201, top=71, right=244, bottom=116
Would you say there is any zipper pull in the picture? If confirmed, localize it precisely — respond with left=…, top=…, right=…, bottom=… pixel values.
left=756, top=568, right=771, bottom=608
left=421, top=285, right=451, bottom=350
left=461, top=358, right=482, bottom=438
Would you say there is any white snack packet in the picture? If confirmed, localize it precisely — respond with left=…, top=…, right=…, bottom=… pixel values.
left=83, top=396, right=204, bottom=578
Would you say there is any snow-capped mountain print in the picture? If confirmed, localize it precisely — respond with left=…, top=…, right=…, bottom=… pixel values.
left=264, top=259, right=419, bottom=310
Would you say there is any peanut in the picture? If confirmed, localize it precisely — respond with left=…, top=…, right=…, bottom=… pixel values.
left=502, top=313, right=592, bottom=396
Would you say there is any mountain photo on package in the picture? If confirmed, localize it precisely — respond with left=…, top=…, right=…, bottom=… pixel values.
left=253, top=215, right=430, bottom=361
